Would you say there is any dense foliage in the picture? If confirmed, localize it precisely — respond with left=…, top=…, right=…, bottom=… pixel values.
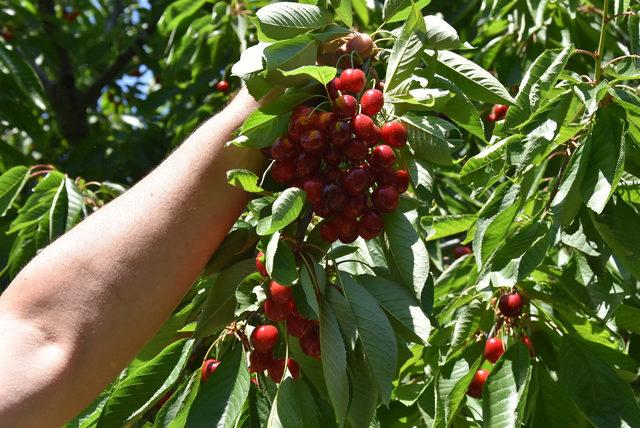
left=2, top=0, right=640, bottom=427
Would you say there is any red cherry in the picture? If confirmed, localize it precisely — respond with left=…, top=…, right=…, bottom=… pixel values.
left=361, top=89, right=384, bottom=116
left=492, top=104, right=509, bottom=121
left=1, top=29, right=14, bottom=42
left=345, top=33, right=374, bottom=58
left=333, top=215, right=359, bottom=243
left=268, top=358, right=300, bottom=383
left=201, top=359, right=220, bottom=382
left=359, top=210, right=384, bottom=234
left=323, top=183, right=346, bottom=211
left=271, top=161, right=296, bottom=184
left=372, top=185, right=399, bottom=213
left=300, top=329, right=321, bottom=359
left=381, top=121, right=407, bottom=147
left=287, top=316, right=314, bottom=338
left=256, top=251, right=268, bottom=277
left=344, top=138, right=369, bottom=161
left=300, top=130, right=327, bottom=156
left=343, top=166, right=371, bottom=196
left=358, top=224, right=381, bottom=240
left=251, top=325, right=280, bottom=353
left=261, top=146, right=273, bottom=159
left=487, top=112, right=497, bottom=122
left=395, top=170, right=409, bottom=193
left=330, top=121, right=353, bottom=146
left=292, top=105, right=313, bottom=117
left=372, top=145, right=396, bottom=169
left=312, top=201, right=332, bottom=218
left=296, top=153, right=321, bottom=178
left=498, top=292, right=523, bottom=318
left=287, top=359, right=300, bottom=380
left=324, top=167, right=344, bottom=184
left=264, top=299, right=294, bottom=322
left=522, top=336, right=534, bottom=356
left=303, top=178, right=324, bottom=204
left=324, top=146, right=344, bottom=166
left=453, top=245, right=472, bottom=259
left=271, top=136, right=298, bottom=162
left=343, top=193, right=368, bottom=219
left=467, top=369, right=490, bottom=398
left=365, top=124, right=382, bottom=147
left=327, top=77, right=342, bottom=100
left=269, top=281, right=293, bottom=305
left=216, top=80, right=230, bottom=92
left=484, top=337, right=505, bottom=363
left=333, top=94, right=358, bottom=118
left=319, top=221, right=338, bottom=243
left=352, top=114, right=375, bottom=139
left=250, top=351, right=274, bottom=372
left=289, top=114, right=314, bottom=141
left=315, top=111, right=337, bottom=133
left=340, top=69, right=366, bottom=94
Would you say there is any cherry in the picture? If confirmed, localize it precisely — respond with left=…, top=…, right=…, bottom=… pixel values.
left=340, top=69, right=366, bottom=94
left=365, top=124, right=382, bottom=147
left=467, top=369, right=490, bottom=398
left=250, top=351, right=274, bottom=372
left=327, top=77, right=342, bottom=100
left=216, top=80, right=230, bottom=92
left=324, top=167, right=344, bottom=184
left=296, top=153, right=321, bottom=178
left=453, top=245, right=472, bottom=259
left=344, top=138, right=369, bottom=161
left=288, top=114, right=314, bottom=141
left=303, top=178, right=324, bottom=204
left=343, top=193, right=368, bottom=219
left=251, top=325, right=279, bottom=353
left=521, top=336, right=534, bottom=356
left=287, top=315, right=314, bottom=338
left=315, top=111, right=337, bottom=133
left=498, top=292, right=524, bottom=318
left=271, top=136, right=298, bottom=162
left=330, top=121, right=353, bottom=146
left=372, top=185, right=399, bottom=213
left=487, top=112, right=497, bottom=122
left=484, top=337, right=505, bottom=363
left=492, top=104, right=509, bottom=121
left=352, top=114, right=375, bottom=139
left=343, top=166, right=370, bottom=196
left=381, top=121, right=407, bottom=147
left=300, top=329, right=321, bottom=359
left=271, top=161, right=296, bottom=184
left=63, top=10, right=80, bottom=22
left=333, top=94, right=358, bottom=118
left=333, top=215, right=359, bottom=243
left=313, top=201, right=332, bottom=218
left=359, top=210, right=384, bottom=234
left=376, top=80, right=385, bottom=92
left=324, top=146, right=344, bottom=166
left=268, top=358, right=300, bottom=382
left=372, top=145, right=396, bottom=169
left=361, top=89, right=384, bottom=116
left=319, top=221, right=338, bottom=243
left=287, top=359, right=300, bottom=380
left=1, top=28, right=13, bottom=42
left=292, top=105, right=313, bottom=117
left=269, top=281, right=293, bottom=305
left=264, top=299, right=294, bottom=322
left=345, top=33, right=374, bottom=58
left=255, top=251, right=268, bottom=277
left=201, top=359, right=221, bottom=382
left=300, top=130, right=327, bottom=156
left=324, top=183, right=346, bottom=211
left=395, top=170, right=409, bottom=193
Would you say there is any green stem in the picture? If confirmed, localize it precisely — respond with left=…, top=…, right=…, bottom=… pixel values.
left=594, top=0, right=610, bottom=82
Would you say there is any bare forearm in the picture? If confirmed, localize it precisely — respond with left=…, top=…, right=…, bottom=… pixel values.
left=0, top=89, right=263, bottom=426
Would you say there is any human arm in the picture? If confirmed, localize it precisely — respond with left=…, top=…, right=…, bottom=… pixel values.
left=0, top=88, right=265, bottom=427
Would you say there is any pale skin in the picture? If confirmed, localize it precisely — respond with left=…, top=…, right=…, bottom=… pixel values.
left=0, top=88, right=267, bottom=427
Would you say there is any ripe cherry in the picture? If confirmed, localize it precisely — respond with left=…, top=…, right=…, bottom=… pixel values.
left=288, top=114, right=314, bottom=141
left=467, top=369, right=490, bottom=398
left=201, top=359, right=221, bottom=382
left=313, top=201, right=332, bottom=218
left=319, top=221, right=338, bottom=243
left=498, top=292, right=524, bottom=318
left=345, top=33, right=374, bottom=58
left=372, top=145, right=396, bottom=169
left=487, top=112, right=497, bottom=122
left=343, top=166, right=371, bottom=196
left=359, top=210, right=384, bottom=234
left=324, top=167, right=344, bottom=184
left=492, top=104, right=509, bottom=121
left=264, top=299, right=294, bottom=322
left=330, top=121, right=353, bottom=146
left=271, top=136, right=298, bottom=162
left=381, top=121, right=407, bottom=147
left=300, top=130, right=327, bottom=156
left=522, top=336, right=534, bottom=356
left=251, top=325, right=279, bottom=353
left=216, top=80, right=230, bottom=92
left=395, top=170, right=409, bottom=193
left=1, top=28, right=13, bottom=42
left=250, top=351, right=274, bottom=372
left=271, top=161, right=296, bottom=184
left=343, top=193, right=368, bottom=219
left=372, top=185, right=399, bottom=213
left=344, top=138, right=369, bottom=161
left=340, top=69, right=366, bottom=94
left=324, top=183, right=346, bottom=211
left=352, top=114, right=375, bottom=139
left=324, top=146, right=344, bottom=166
left=333, top=94, right=358, bottom=118
left=303, top=178, right=324, bottom=204
left=327, top=77, right=342, bottom=100
left=453, top=245, right=472, bottom=258
left=255, top=251, right=268, bottom=277
left=484, top=337, right=505, bottom=363
left=361, top=89, right=384, bottom=116
left=358, top=224, right=380, bottom=240
left=269, top=281, right=293, bottom=305
left=365, top=124, right=382, bottom=147
left=333, top=215, right=359, bottom=243
left=292, top=105, right=313, bottom=117
left=268, top=358, right=300, bottom=382
left=300, top=329, right=321, bottom=359
left=296, top=153, right=321, bottom=178
left=287, top=315, right=314, bottom=338
left=315, top=111, right=336, bottom=133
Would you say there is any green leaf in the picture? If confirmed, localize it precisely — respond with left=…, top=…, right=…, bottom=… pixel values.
left=97, top=339, right=194, bottom=427
left=0, top=45, right=45, bottom=109
left=421, top=214, right=476, bottom=241
left=403, top=113, right=454, bottom=166
left=186, top=344, right=250, bottom=428
left=551, top=137, right=592, bottom=225
left=155, top=372, right=200, bottom=428
left=281, top=65, right=336, bottom=85
left=0, top=166, right=29, bottom=217
left=256, top=2, right=332, bottom=41
left=482, top=343, right=532, bottom=428
left=340, top=273, right=397, bottom=404
left=265, top=232, right=298, bottom=286
left=257, top=188, right=306, bottom=235
left=384, top=210, right=430, bottom=308
left=385, top=5, right=427, bottom=95
left=423, top=15, right=462, bottom=49
left=232, top=43, right=269, bottom=78
left=581, top=104, right=627, bottom=214
left=434, top=76, right=485, bottom=141
left=263, top=35, right=319, bottom=84
left=383, top=0, right=431, bottom=22
left=267, top=377, right=321, bottom=428
left=346, top=344, right=379, bottom=428
left=559, top=336, right=640, bottom=428
left=459, top=137, right=518, bottom=188
left=320, top=300, right=349, bottom=424
left=157, top=0, right=208, bottom=37
left=227, top=169, right=265, bottom=193
left=504, top=46, right=574, bottom=129
left=615, top=305, right=640, bottom=334
left=332, top=0, right=353, bottom=27
left=434, top=50, right=514, bottom=105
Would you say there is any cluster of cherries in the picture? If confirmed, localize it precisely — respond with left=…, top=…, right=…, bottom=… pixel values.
left=247, top=252, right=321, bottom=383
left=487, top=104, right=509, bottom=122
left=263, top=67, right=410, bottom=244
left=467, top=290, right=533, bottom=398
